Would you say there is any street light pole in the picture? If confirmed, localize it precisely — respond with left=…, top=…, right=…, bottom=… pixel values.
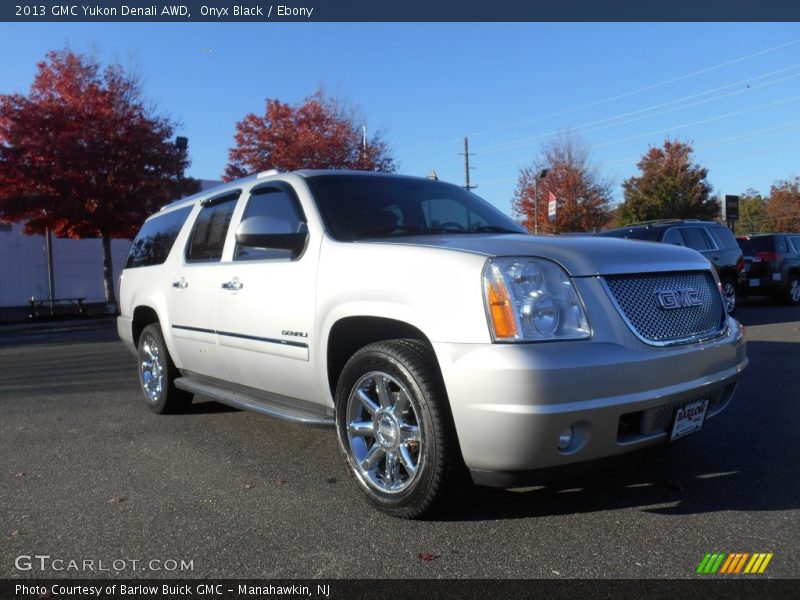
left=534, top=168, right=549, bottom=235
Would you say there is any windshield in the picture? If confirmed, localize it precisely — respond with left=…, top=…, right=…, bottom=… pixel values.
left=304, top=173, right=526, bottom=241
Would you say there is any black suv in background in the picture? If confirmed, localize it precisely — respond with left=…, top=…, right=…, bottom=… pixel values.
left=597, top=220, right=743, bottom=314
left=737, top=234, right=800, bottom=305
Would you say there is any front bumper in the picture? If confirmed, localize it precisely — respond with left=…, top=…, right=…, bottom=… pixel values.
left=433, top=317, right=747, bottom=486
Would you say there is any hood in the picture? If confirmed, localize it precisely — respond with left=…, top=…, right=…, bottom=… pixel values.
left=366, top=234, right=711, bottom=277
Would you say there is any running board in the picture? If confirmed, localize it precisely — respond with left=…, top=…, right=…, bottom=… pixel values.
left=174, top=374, right=334, bottom=428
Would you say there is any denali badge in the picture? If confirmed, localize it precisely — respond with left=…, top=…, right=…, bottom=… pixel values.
left=656, top=288, right=702, bottom=310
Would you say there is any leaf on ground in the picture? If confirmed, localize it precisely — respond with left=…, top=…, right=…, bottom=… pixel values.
left=11, top=529, right=21, bottom=538
left=108, top=496, right=124, bottom=504
left=15, top=472, right=25, bottom=477
left=325, top=477, right=337, bottom=484
left=418, top=552, right=438, bottom=562
left=244, top=484, right=255, bottom=490
left=276, top=479, right=287, bottom=486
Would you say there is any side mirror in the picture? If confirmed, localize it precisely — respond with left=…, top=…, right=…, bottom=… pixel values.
left=235, top=216, right=308, bottom=258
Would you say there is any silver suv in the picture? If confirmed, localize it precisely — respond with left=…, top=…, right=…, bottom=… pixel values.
left=117, top=170, right=748, bottom=518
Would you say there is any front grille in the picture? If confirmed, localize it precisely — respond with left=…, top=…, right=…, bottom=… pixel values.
left=603, top=271, right=725, bottom=345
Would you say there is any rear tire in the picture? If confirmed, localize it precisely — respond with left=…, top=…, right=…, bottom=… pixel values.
left=334, top=339, right=465, bottom=518
left=137, top=323, right=192, bottom=414
left=787, top=274, right=800, bottom=306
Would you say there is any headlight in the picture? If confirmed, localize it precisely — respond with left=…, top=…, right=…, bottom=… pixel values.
left=483, top=257, right=590, bottom=342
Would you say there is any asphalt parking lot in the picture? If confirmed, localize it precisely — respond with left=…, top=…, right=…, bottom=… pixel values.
left=1, top=300, right=798, bottom=579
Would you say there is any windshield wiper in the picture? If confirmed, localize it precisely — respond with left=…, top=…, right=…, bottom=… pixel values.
left=352, top=224, right=522, bottom=239
left=352, top=225, right=434, bottom=239
left=464, top=225, right=523, bottom=234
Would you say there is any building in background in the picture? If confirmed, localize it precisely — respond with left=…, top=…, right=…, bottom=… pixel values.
left=0, top=180, right=221, bottom=308
left=0, top=222, right=130, bottom=307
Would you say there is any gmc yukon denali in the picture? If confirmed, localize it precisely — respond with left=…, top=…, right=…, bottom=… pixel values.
left=117, top=170, right=748, bottom=518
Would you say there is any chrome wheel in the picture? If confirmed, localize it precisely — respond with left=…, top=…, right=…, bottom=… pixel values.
left=722, top=280, right=736, bottom=314
left=345, top=371, right=422, bottom=494
left=790, top=278, right=800, bottom=304
left=140, top=334, right=165, bottom=403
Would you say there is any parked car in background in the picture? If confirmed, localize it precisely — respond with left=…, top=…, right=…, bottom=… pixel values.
left=597, top=220, right=743, bottom=314
left=736, top=234, right=800, bottom=305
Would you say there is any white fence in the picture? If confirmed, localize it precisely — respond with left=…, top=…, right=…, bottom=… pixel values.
left=0, top=222, right=131, bottom=307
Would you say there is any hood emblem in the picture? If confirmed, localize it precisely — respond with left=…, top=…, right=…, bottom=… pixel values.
left=656, top=288, right=702, bottom=310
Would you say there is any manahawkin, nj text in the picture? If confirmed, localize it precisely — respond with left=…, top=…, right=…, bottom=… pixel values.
left=14, top=4, right=315, bottom=19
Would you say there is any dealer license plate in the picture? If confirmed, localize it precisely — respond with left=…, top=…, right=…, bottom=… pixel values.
left=749, top=279, right=760, bottom=287
left=670, top=398, right=709, bottom=441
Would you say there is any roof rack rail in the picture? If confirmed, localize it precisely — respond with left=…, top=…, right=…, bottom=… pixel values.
left=256, top=169, right=282, bottom=178
left=624, top=218, right=705, bottom=227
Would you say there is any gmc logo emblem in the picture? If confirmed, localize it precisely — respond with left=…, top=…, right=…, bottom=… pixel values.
left=656, top=288, right=702, bottom=310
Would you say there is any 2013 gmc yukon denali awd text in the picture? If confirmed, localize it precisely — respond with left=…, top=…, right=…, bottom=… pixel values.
left=117, top=170, right=748, bottom=518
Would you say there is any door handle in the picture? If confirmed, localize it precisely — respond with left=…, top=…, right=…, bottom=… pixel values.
left=221, top=280, right=243, bottom=291
left=172, top=278, right=188, bottom=289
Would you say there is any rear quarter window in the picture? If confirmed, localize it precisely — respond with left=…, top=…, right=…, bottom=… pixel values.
left=125, top=206, right=193, bottom=269
left=707, top=225, right=738, bottom=249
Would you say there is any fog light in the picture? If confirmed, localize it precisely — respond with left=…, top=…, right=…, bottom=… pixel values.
left=558, top=426, right=574, bottom=451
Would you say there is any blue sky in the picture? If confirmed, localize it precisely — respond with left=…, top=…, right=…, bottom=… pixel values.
left=1, top=22, right=799, bottom=216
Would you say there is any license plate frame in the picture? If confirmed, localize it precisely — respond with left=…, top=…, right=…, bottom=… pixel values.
left=670, top=398, right=709, bottom=441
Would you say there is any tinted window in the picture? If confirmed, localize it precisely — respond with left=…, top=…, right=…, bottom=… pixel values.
left=775, top=236, right=788, bottom=253
left=680, top=227, right=714, bottom=251
left=186, top=196, right=238, bottom=262
left=305, top=174, right=525, bottom=241
left=235, top=187, right=305, bottom=261
left=737, top=238, right=755, bottom=256
left=662, top=228, right=684, bottom=245
left=707, top=224, right=738, bottom=249
left=748, top=236, right=775, bottom=253
left=125, top=206, right=192, bottom=269
left=789, top=236, right=800, bottom=253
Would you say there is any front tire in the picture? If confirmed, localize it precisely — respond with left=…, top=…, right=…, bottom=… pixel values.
left=137, top=323, right=192, bottom=414
left=334, top=339, right=464, bottom=518
left=787, top=274, right=800, bottom=306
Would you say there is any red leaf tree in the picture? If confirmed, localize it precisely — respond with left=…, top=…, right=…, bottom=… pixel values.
left=224, top=89, right=396, bottom=180
left=512, top=133, right=612, bottom=234
left=0, top=50, right=199, bottom=306
left=766, top=177, right=800, bottom=232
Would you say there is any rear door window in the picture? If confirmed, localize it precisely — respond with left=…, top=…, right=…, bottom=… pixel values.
left=662, top=228, right=685, bottom=246
left=679, top=227, right=714, bottom=251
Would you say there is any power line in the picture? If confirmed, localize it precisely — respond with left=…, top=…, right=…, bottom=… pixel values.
left=465, top=38, right=800, bottom=140
left=474, top=65, right=800, bottom=157
left=416, top=38, right=800, bottom=168
left=474, top=120, right=800, bottom=187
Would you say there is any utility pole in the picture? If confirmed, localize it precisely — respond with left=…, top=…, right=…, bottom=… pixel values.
left=459, top=137, right=477, bottom=192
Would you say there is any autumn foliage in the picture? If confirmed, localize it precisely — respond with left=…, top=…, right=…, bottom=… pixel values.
left=619, top=139, right=719, bottom=224
left=0, top=50, right=199, bottom=303
left=766, top=178, right=800, bottom=232
left=224, top=90, right=396, bottom=180
left=513, top=133, right=611, bottom=234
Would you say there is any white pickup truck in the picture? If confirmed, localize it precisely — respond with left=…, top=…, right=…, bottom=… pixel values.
left=117, top=170, right=748, bottom=518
